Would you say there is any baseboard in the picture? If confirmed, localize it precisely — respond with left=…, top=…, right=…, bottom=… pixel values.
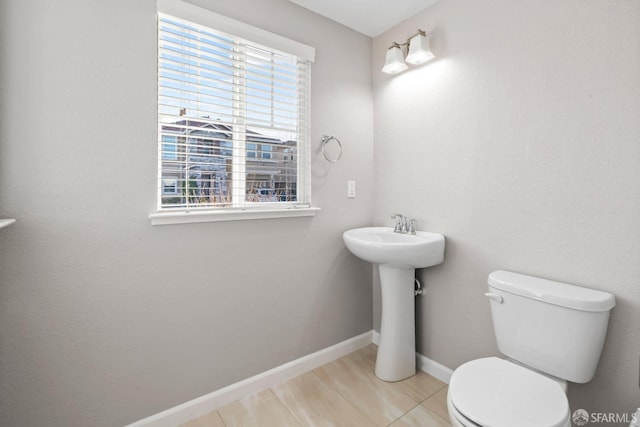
left=372, top=330, right=453, bottom=384
left=415, top=352, right=453, bottom=384
left=126, top=330, right=373, bottom=427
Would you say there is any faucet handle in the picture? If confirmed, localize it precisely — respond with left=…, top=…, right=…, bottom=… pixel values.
left=390, top=213, right=403, bottom=233
left=407, top=218, right=416, bottom=235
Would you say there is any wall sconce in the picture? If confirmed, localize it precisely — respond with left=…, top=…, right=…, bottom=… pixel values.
left=382, top=29, right=434, bottom=75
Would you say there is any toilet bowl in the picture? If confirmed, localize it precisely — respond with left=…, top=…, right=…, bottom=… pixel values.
left=447, top=357, right=571, bottom=427
left=446, top=271, right=615, bottom=427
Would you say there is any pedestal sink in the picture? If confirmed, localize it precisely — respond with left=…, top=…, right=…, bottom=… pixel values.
left=343, top=227, right=445, bottom=381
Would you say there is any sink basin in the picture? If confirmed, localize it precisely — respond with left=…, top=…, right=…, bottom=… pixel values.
left=343, top=226, right=446, bottom=382
left=343, top=227, right=444, bottom=268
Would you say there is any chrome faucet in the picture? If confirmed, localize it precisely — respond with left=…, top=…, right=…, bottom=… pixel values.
left=390, top=214, right=416, bottom=234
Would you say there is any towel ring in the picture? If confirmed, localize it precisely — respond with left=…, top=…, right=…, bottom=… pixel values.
left=321, top=135, right=343, bottom=163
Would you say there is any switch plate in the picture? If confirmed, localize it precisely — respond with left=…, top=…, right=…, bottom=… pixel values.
left=347, top=180, right=356, bottom=198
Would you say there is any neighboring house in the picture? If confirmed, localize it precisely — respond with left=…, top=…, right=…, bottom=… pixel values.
left=160, top=119, right=298, bottom=207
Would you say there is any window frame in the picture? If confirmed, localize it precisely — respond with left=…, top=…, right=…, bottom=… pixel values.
left=151, top=0, right=318, bottom=225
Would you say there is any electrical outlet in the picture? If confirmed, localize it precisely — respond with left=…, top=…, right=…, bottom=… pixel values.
left=347, top=180, right=356, bottom=198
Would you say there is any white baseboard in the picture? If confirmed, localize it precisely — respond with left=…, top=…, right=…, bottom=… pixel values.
left=416, top=352, right=453, bottom=384
left=372, top=330, right=453, bottom=384
left=372, top=329, right=380, bottom=345
left=126, top=330, right=373, bottom=427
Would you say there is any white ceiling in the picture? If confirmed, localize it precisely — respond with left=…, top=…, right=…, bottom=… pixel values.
left=287, top=0, right=439, bottom=37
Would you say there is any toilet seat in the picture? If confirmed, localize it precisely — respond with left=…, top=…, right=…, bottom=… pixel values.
left=449, top=357, right=570, bottom=427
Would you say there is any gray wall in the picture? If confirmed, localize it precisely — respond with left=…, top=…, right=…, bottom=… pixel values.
left=372, top=0, right=640, bottom=420
left=3, top=0, right=638, bottom=425
left=0, top=0, right=374, bottom=425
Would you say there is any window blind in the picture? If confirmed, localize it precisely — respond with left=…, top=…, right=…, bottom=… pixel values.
left=157, top=9, right=312, bottom=211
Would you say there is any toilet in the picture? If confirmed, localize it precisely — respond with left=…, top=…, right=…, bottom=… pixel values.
left=447, top=270, right=616, bottom=427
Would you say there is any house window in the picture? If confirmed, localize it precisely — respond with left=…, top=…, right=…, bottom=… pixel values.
left=262, top=144, right=272, bottom=160
left=247, top=143, right=258, bottom=159
left=156, top=1, right=314, bottom=215
left=162, top=178, right=179, bottom=195
left=161, top=135, right=178, bottom=160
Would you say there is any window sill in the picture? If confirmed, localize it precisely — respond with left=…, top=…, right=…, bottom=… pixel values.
left=149, top=207, right=321, bottom=226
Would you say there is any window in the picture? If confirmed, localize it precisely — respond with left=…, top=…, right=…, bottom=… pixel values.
left=162, top=178, right=179, bottom=195
left=156, top=0, right=314, bottom=220
left=247, top=143, right=258, bottom=159
left=161, top=135, right=178, bottom=160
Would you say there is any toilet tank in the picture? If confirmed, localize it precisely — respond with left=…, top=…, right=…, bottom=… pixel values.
left=487, top=270, right=615, bottom=384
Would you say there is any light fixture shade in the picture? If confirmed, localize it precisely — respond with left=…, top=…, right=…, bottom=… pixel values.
left=406, top=33, right=434, bottom=65
left=381, top=45, right=408, bottom=74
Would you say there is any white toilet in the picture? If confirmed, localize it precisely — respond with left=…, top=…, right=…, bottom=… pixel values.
left=447, top=270, right=616, bottom=427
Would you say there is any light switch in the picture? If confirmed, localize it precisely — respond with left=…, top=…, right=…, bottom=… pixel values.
left=347, top=180, right=356, bottom=198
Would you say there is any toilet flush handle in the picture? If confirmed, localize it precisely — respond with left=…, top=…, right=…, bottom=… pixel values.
left=484, top=293, right=504, bottom=304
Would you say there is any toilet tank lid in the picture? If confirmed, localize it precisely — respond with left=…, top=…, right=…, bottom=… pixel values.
left=488, top=270, right=616, bottom=312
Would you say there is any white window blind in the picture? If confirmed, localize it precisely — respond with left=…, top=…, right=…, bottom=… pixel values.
left=157, top=4, right=313, bottom=212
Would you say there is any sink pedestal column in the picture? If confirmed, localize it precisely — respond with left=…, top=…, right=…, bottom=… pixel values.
left=375, top=264, right=416, bottom=382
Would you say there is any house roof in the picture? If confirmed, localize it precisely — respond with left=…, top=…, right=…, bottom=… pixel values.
left=162, top=119, right=287, bottom=145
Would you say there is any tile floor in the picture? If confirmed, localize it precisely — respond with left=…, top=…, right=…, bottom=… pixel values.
left=179, top=344, right=452, bottom=427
